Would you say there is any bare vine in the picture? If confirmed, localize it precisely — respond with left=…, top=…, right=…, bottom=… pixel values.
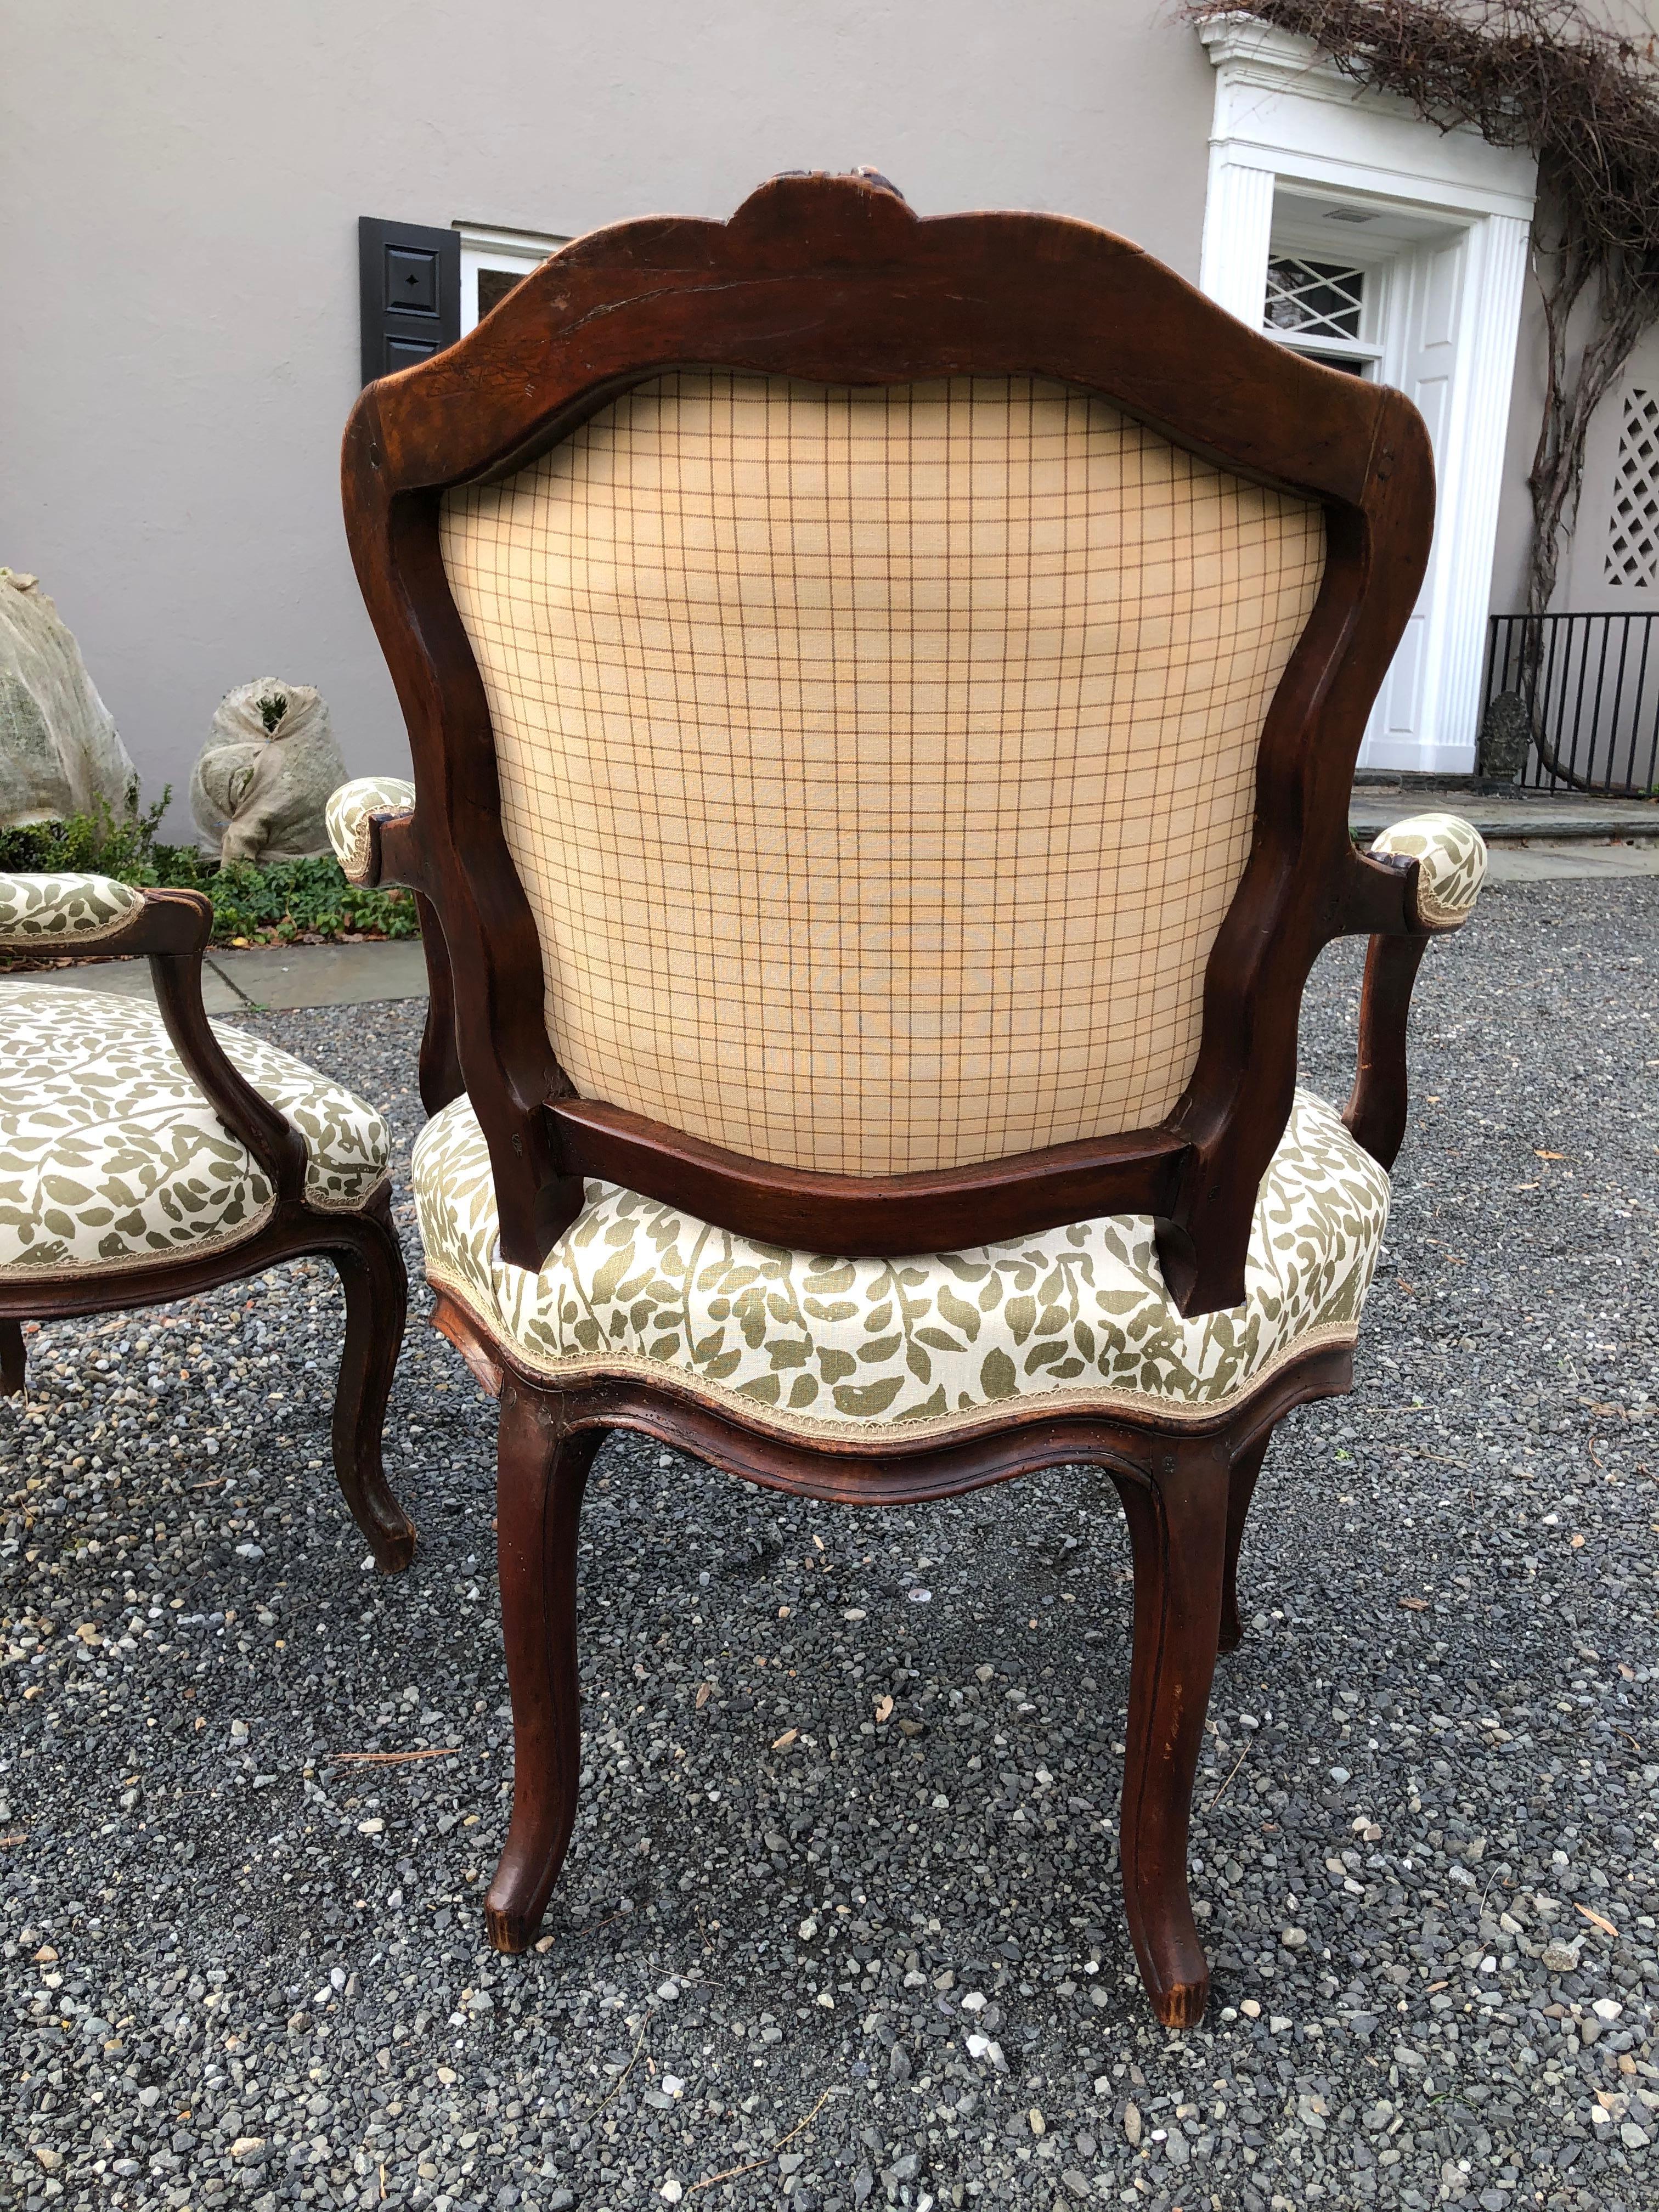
left=1182, top=0, right=1659, bottom=627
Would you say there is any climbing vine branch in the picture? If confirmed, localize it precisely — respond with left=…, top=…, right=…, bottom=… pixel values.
left=1182, top=0, right=1659, bottom=630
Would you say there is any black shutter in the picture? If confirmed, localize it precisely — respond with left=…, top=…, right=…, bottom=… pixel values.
left=358, top=217, right=461, bottom=386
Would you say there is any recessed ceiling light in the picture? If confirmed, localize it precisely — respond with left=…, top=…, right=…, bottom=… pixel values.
left=1325, top=206, right=1378, bottom=224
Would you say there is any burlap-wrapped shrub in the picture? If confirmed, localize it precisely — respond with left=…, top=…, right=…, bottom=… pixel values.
left=0, top=570, right=139, bottom=829
left=190, top=681, right=348, bottom=864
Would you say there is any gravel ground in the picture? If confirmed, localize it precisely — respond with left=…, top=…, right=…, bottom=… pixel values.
left=2, top=876, right=1657, bottom=2212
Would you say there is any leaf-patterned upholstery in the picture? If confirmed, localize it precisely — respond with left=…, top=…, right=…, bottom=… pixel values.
left=1370, top=814, right=1487, bottom=930
left=413, top=1085, right=1390, bottom=1437
left=325, top=778, right=417, bottom=886
left=0, top=872, right=146, bottom=945
left=0, top=980, right=390, bottom=1277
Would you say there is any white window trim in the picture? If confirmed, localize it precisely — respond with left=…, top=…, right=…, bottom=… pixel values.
left=1263, top=249, right=1385, bottom=373
left=1198, top=14, right=1537, bottom=773
left=454, top=221, right=571, bottom=336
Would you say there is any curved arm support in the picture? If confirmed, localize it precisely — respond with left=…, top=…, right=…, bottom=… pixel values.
left=1341, top=814, right=1487, bottom=1169
left=138, top=890, right=312, bottom=1205
left=413, top=892, right=465, bottom=1116
left=1343, top=933, right=1430, bottom=1170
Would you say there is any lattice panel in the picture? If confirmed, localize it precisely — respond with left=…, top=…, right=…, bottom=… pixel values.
left=1264, top=258, right=1366, bottom=345
left=1606, top=388, right=1659, bottom=590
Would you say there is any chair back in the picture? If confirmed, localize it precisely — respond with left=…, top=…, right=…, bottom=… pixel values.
left=344, top=173, right=1433, bottom=1312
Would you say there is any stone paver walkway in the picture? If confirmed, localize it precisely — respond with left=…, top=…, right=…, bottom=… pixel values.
left=15, top=939, right=430, bottom=1012
left=1351, top=782, right=1659, bottom=843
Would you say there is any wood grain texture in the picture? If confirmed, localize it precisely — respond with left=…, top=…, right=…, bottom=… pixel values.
left=342, top=167, right=1437, bottom=1313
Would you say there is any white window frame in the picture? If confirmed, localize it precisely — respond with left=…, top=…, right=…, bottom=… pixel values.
left=454, top=221, right=571, bottom=336
left=1263, top=244, right=1387, bottom=375
left=1197, top=15, right=1537, bottom=773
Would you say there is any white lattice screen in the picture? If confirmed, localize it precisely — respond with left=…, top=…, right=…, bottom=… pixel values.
left=1263, top=257, right=1365, bottom=345
left=1606, top=388, right=1659, bottom=591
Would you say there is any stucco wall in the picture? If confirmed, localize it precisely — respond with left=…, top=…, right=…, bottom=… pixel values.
left=1, top=0, right=1218, bottom=815
left=1488, top=285, right=1659, bottom=619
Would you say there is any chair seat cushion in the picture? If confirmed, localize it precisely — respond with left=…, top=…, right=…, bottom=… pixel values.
left=413, top=1087, right=1389, bottom=1436
left=0, top=980, right=390, bottom=1276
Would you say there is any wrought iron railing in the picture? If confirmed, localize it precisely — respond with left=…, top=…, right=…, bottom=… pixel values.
left=1483, top=611, right=1659, bottom=795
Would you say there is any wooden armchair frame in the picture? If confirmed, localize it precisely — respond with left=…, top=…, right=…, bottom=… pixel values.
left=0, top=888, right=415, bottom=1572
left=342, top=171, right=1449, bottom=2025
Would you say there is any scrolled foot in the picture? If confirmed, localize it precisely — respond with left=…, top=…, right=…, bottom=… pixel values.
left=484, top=1896, right=538, bottom=1955
left=326, top=1203, right=416, bottom=1572
left=483, top=1385, right=602, bottom=1956
left=1114, top=1447, right=1227, bottom=2030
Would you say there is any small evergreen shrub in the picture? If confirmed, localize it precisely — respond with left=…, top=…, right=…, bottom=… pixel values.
left=0, top=793, right=417, bottom=951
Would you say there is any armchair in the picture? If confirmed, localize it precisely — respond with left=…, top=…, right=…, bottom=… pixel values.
left=0, top=871, right=416, bottom=1570
left=338, top=170, right=1485, bottom=2024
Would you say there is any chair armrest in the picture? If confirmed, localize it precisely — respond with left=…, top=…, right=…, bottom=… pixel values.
left=325, top=778, right=460, bottom=1116
left=1344, top=815, right=1487, bottom=1170
left=0, top=871, right=148, bottom=950
left=326, top=777, right=417, bottom=885
left=1369, top=812, right=1488, bottom=933
left=3, top=879, right=310, bottom=1203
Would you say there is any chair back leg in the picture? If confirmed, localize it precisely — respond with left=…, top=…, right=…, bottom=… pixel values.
left=0, top=1317, right=24, bottom=1398
left=1218, top=1430, right=1272, bottom=1655
left=486, top=1381, right=604, bottom=1953
left=1112, top=1442, right=1229, bottom=2028
left=324, top=1193, right=416, bottom=1572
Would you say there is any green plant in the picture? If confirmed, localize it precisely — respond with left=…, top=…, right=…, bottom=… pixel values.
left=0, top=783, right=174, bottom=881
left=257, top=692, right=289, bottom=733
left=204, top=855, right=418, bottom=945
left=0, top=792, right=417, bottom=950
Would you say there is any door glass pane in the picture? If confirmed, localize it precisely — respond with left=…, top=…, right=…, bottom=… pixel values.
left=1264, top=257, right=1365, bottom=344
left=478, top=267, right=525, bottom=320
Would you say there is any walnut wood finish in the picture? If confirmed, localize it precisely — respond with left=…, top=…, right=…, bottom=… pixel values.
left=1218, top=1428, right=1272, bottom=1657
left=411, top=891, right=466, bottom=1119
left=343, top=170, right=1459, bottom=2026
left=1344, top=933, right=1432, bottom=1172
left=462, top=1329, right=1352, bottom=2026
left=0, top=1317, right=23, bottom=1398
left=1, top=890, right=416, bottom=1572
left=342, top=168, right=1438, bottom=1316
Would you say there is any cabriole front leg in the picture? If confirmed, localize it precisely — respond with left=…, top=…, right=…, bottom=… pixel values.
left=486, top=1386, right=603, bottom=1954
left=324, top=1193, right=416, bottom=1572
left=1113, top=1445, right=1228, bottom=2028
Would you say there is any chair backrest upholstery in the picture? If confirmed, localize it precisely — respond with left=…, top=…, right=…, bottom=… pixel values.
left=343, top=171, right=1434, bottom=1312
left=439, top=370, right=1325, bottom=1176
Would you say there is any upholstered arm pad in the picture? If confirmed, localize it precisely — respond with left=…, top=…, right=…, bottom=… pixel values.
left=326, top=777, right=417, bottom=885
left=1370, top=812, right=1488, bottom=931
left=0, top=871, right=148, bottom=948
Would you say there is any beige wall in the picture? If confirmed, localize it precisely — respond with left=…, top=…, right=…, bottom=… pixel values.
left=2, top=0, right=1217, bottom=815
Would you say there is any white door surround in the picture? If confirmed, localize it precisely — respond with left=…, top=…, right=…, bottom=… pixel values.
left=1197, top=16, right=1537, bottom=774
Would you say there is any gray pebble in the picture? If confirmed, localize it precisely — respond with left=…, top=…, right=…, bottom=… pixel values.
left=3, top=884, right=1657, bottom=2211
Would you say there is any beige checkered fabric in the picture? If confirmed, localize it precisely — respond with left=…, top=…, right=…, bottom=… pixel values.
left=440, top=373, right=1324, bottom=1175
